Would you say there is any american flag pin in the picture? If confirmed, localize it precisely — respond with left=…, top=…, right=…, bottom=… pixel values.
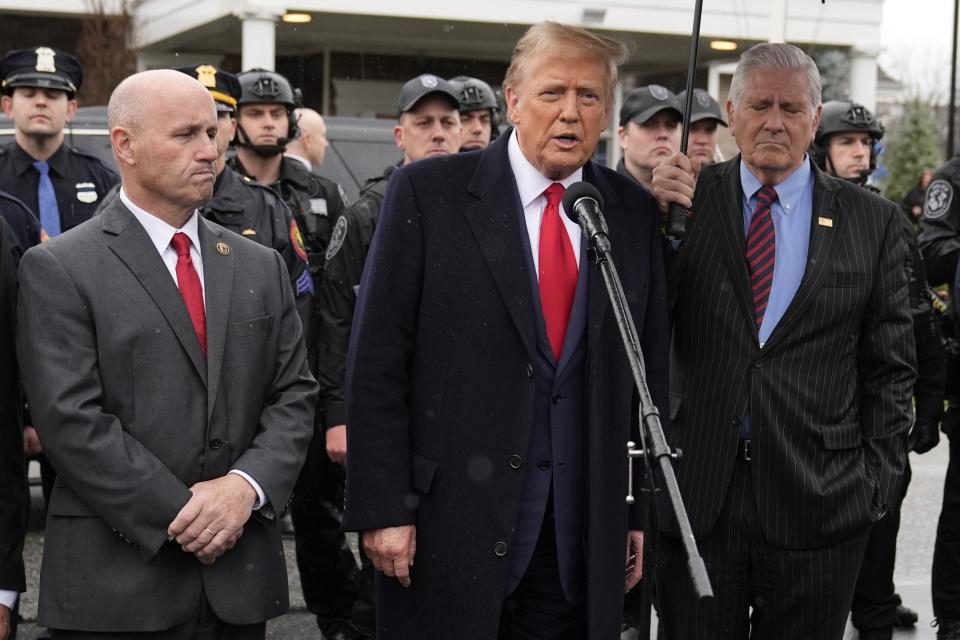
left=817, top=217, right=833, bottom=228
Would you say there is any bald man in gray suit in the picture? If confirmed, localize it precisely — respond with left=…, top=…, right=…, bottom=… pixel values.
left=16, top=70, right=317, bottom=638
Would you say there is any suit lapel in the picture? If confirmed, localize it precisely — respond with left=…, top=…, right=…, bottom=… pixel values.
left=463, top=136, right=538, bottom=362
left=103, top=200, right=207, bottom=384
left=762, top=164, right=841, bottom=351
left=198, top=218, right=234, bottom=419
left=713, top=161, right=757, bottom=331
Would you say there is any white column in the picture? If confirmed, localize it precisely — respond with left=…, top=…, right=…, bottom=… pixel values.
left=322, top=45, right=332, bottom=116
left=849, top=48, right=879, bottom=111
left=238, top=9, right=280, bottom=72
left=769, top=0, right=787, bottom=43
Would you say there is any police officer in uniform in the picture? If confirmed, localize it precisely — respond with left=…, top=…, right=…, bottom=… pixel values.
left=449, top=75, right=500, bottom=151
left=225, top=68, right=362, bottom=639
left=227, top=68, right=347, bottom=308
left=676, top=88, right=727, bottom=166
left=616, top=84, right=683, bottom=194
left=312, top=74, right=460, bottom=640
left=0, top=46, right=119, bottom=507
left=173, top=64, right=315, bottom=334
left=919, top=149, right=960, bottom=639
left=812, top=100, right=941, bottom=639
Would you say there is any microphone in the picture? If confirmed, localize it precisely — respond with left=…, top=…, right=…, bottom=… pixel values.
left=561, top=182, right=609, bottom=247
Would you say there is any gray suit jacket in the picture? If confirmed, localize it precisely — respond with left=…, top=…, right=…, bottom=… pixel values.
left=667, top=156, right=915, bottom=548
left=16, top=197, right=317, bottom=632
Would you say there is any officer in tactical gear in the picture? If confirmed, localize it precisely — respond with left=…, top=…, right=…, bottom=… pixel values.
left=227, top=68, right=346, bottom=314
left=173, top=65, right=314, bottom=335
left=814, top=100, right=939, bottom=639
left=313, top=76, right=459, bottom=639
left=225, top=68, right=366, bottom=640
left=919, top=150, right=960, bottom=639
left=810, top=99, right=884, bottom=189
left=450, top=75, right=500, bottom=151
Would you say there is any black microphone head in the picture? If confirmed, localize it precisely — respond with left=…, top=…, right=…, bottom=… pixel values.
left=561, top=181, right=603, bottom=224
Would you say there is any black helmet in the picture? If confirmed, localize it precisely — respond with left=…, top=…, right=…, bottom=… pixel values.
left=234, top=68, right=300, bottom=155
left=450, top=75, right=502, bottom=140
left=810, top=100, right=884, bottom=184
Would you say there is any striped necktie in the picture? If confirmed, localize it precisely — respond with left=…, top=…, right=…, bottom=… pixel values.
left=32, top=160, right=61, bottom=239
left=746, top=186, right=778, bottom=331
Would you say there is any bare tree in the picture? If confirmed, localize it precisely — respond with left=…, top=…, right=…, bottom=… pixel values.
left=76, top=0, right=140, bottom=105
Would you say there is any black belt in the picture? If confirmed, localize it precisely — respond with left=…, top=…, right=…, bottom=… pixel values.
left=736, top=439, right=752, bottom=462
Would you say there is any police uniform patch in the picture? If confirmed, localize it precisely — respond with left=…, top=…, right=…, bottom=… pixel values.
left=75, top=182, right=98, bottom=204
left=421, top=74, right=439, bottom=88
left=650, top=85, right=670, bottom=101
left=310, top=198, right=328, bottom=216
left=326, top=216, right=348, bottom=261
left=924, top=179, right=954, bottom=220
left=696, top=91, right=711, bottom=108
left=290, top=219, right=308, bottom=262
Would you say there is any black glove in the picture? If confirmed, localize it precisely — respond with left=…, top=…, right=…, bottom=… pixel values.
left=944, top=406, right=960, bottom=439
left=909, top=416, right=941, bottom=454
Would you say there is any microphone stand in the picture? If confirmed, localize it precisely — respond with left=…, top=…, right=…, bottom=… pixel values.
left=582, top=221, right=714, bottom=619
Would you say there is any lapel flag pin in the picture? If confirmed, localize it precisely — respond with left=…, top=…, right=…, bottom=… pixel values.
left=817, top=217, right=833, bottom=228
left=216, top=241, right=231, bottom=255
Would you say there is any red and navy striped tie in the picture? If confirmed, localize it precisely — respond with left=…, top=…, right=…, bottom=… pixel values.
left=746, top=186, right=778, bottom=331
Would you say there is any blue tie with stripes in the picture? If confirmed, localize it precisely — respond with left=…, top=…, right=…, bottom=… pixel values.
left=33, top=160, right=61, bottom=239
left=746, top=186, right=778, bottom=331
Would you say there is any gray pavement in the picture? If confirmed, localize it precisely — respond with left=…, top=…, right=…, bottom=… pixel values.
left=14, top=443, right=952, bottom=639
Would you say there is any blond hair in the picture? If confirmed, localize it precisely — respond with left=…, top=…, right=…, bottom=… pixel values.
left=503, top=22, right=627, bottom=108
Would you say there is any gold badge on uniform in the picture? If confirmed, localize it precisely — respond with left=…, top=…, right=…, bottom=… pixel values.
left=241, top=228, right=257, bottom=237
left=817, top=217, right=833, bottom=228
left=196, top=65, right=217, bottom=89
left=35, top=47, right=56, bottom=73
left=216, top=241, right=231, bottom=255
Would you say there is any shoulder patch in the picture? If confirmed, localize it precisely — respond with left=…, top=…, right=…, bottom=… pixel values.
left=310, top=198, right=328, bottom=216
left=924, top=179, right=954, bottom=220
left=326, top=215, right=348, bottom=261
left=290, top=218, right=308, bottom=263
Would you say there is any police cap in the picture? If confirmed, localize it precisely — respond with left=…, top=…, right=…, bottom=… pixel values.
left=620, top=85, right=683, bottom=127
left=237, top=69, right=297, bottom=108
left=397, top=74, right=459, bottom=115
left=1, top=47, right=83, bottom=97
left=677, top=88, right=727, bottom=126
left=175, top=64, right=241, bottom=112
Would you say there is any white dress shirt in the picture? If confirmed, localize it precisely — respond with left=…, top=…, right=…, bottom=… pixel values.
left=0, top=589, right=15, bottom=613
left=506, top=129, right=583, bottom=276
left=120, top=189, right=266, bottom=510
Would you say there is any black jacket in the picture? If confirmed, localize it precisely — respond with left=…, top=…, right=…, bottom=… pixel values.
left=315, top=165, right=395, bottom=428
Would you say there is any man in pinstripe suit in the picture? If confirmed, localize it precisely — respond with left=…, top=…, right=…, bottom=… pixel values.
left=652, top=42, right=915, bottom=639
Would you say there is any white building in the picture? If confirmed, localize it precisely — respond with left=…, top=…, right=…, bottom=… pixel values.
left=0, top=0, right=887, bottom=163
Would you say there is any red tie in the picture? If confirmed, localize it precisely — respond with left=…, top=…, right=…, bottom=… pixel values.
left=538, top=183, right=577, bottom=360
left=171, top=232, right=207, bottom=357
left=746, top=186, right=778, bottom=330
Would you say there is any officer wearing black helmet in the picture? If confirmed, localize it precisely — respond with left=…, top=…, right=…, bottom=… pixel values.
left=227, top=68, right=347, bottom=312
left=171, top=65, right=314, bottom=337
left=918, top=137, right=960, bottom=640
left=0, top=45, right=119, bottom=515
left=449, top=75, right=500, bottom=151
left=810, top=99, right=884, bottom=189
left=813, top=100, right=941, bottom=639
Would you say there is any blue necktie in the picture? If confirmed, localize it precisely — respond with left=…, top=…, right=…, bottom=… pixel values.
left=33, top=160, right=61, bottom=239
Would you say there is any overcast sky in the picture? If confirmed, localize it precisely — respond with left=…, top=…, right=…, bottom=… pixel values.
left=881, top=0, right=955, bottom=96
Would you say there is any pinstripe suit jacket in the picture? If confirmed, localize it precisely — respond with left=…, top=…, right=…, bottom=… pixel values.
left=666, top=156, right=915, bottom=548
